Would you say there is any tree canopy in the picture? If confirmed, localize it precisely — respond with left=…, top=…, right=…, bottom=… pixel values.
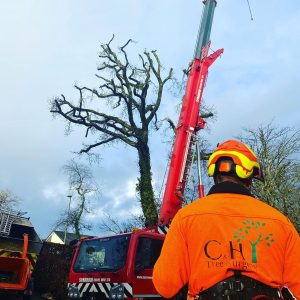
left=51, top=36, right=173, bottom=226
left=0, top=190, right=19, bottom=211
left=240, top=123, right=300, bottom=232
left=54, top=160, right=98, bottom=239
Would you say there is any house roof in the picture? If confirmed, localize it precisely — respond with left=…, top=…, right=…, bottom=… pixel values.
left=0, top=223, right=42, bottom=253
left=54, top=231, right=79, bottom=245
left=46, top=230, right=91, bottom=245
left=13, top=217, right=34, bottom=227
left=0, top=211, right=42, bottom=253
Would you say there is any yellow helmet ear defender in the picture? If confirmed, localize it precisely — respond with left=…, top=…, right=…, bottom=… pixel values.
left=207, top=140, right=264, bottom=182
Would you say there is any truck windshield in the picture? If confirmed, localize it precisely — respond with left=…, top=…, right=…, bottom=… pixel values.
left=73, top=234, right=131, bottom=273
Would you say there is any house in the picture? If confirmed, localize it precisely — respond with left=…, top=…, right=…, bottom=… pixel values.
left=46, top=230, right=78, bottom=245
left=0, top=210, right=42, bottom=253
left=45, top=230, right=91, bottom=245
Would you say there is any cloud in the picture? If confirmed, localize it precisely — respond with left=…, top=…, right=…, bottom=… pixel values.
left=85, top=177, right=142, bottom=224
left=41, top=182, right=69, bottom=204
left=102, top=178, right=140, bottom=213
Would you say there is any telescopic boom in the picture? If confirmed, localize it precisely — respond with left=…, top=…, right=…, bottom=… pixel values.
left=159, top=0, right=223, bottom=226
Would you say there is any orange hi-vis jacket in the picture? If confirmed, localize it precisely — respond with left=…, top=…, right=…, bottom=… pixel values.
left=153, top=187, right=300, bottom=299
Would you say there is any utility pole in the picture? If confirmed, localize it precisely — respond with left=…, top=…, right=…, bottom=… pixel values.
left=64, top=195, right=72, bottom=245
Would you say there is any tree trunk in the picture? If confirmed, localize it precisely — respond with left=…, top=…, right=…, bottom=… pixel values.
left=137, top=140, right=158, bottom=226
left=74, top=218, right=81, bottom=240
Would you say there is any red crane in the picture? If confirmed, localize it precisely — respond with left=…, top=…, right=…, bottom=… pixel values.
left=159, top=0, right=223, bottom=226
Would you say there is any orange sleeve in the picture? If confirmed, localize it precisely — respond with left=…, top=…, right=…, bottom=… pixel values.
left=152, top=212, right=190, bottom=298
left=282, top=224, right=300, bottom=299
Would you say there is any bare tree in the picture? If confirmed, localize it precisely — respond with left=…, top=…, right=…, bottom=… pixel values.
left=51, top=36, right=173, bottom=226
left=0, top=190, right=19, bottom=211
left=239, top=123, right=300, bottom=232
left=98, top=212, right=145, bottom=234
left=54, top=160, right=98, bottom=239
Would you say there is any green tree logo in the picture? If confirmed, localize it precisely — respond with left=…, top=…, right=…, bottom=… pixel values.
left=233, top=220, right=275, bottom=263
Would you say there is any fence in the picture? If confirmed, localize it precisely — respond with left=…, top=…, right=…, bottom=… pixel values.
left=32, top=242, right=75, bottom=300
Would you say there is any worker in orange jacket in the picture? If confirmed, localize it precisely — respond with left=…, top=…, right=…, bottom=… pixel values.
left=153, top=140, right=300, bottom=300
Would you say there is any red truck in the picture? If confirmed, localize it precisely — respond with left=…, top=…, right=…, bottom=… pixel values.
left=67, top=0, right=223, bottom=299
left=68, top=229, right=164, bottom=299
left=0, top=234, right=33, bottom=299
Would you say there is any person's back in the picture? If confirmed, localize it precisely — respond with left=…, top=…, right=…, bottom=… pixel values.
left=153, top=140, right=300, bottom=299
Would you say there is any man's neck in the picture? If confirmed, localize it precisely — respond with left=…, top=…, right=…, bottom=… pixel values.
left=208, top=181, right=253, bottom=197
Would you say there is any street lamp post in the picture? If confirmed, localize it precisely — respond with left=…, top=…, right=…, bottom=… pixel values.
left=64, top=195, right=72, bottom=245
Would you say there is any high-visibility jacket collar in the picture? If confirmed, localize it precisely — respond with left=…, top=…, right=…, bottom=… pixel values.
left=207, top=181, right=253, bottom=197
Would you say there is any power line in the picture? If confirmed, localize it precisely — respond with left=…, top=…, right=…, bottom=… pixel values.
left=246, top=0, right=254, bottom=21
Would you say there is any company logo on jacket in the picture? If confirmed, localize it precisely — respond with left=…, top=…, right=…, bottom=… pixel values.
left=204, top=220, right=274, bottom=269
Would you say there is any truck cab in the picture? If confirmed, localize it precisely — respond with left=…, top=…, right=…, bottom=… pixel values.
left=68, top=229, right=164, bottom=299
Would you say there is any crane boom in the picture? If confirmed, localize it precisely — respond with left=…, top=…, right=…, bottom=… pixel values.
left=159, top=0, right=223, bottom=225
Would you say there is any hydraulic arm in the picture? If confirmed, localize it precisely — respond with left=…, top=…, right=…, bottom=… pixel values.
left=159, top=0, right=223, bottom=225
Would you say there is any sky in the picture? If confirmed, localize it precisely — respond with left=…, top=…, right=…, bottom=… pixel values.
left=0, top=0, right=299, bottom=239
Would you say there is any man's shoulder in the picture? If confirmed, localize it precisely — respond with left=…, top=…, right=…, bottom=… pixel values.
left=176, top=195, right=214, bottom=217
left=249, top=197, right=295, bottom=226
left=177, top=193, right=293, bottom=228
